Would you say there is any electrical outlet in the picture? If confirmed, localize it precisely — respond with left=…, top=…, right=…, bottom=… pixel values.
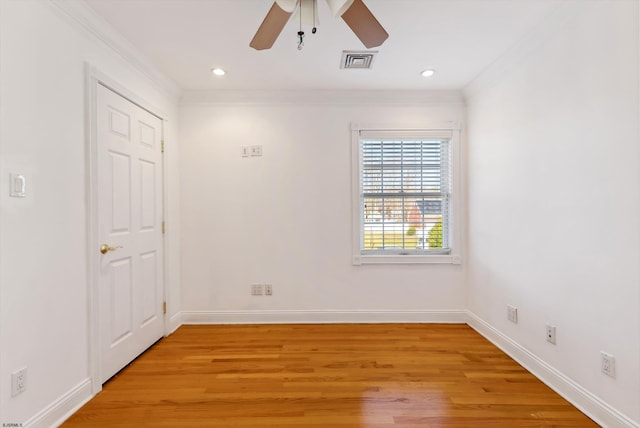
left=11, top=367, right=27, bottom=396
left=601, top=352, right=615, bottom=378
left=546, top=324, right=556, bottom=345
left=264, top=284, right=272, bottom=296
left=251, top=284, right=263, bottom=295
left=507, top=305, right=518, bottom=324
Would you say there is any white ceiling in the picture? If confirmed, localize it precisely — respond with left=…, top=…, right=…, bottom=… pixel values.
left=84, top=0, right=564, bottom=92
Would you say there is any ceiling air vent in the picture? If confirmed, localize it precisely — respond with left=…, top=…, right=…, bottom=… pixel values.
left=341, top=50, right=377, bottom=69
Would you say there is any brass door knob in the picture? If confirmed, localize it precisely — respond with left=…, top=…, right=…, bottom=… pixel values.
left=100, top=244, right=122, bottom=254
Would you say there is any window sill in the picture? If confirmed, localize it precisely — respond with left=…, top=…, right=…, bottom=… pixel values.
left=353, top=254, right=462, bottom=265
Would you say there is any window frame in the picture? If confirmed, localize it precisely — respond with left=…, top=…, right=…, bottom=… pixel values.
left=351, top=122, right=462, bottom=265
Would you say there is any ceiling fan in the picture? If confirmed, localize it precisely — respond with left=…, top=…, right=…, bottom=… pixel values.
left=250, top=0, right=389, bottom=50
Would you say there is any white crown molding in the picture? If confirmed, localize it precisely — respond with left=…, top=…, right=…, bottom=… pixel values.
left=47, top=0, right=182, bottom=100
left=180, top=89, right=465, bottom=106
left=466, top=311, right=639, bottom=428
left=181, top=309, right=466, bottom=325
left=23, top=378, right=92, bottom=428
left=463, top=1, right=588, bottom=101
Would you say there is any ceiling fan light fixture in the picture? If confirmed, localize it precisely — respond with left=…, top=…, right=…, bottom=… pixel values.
left=421, top=69, right=435, bottom=78
left=211, top=68, right=226, bottom=76
left=275, top=0, right=299, bottom=13
left=326, top=0, right=355, bottom=17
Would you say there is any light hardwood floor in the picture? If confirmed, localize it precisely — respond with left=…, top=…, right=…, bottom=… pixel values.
left=63, top=324, right=598, bottom=427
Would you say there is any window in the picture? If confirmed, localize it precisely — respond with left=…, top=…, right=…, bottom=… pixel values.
left=351, top=124, right=461, bottom=264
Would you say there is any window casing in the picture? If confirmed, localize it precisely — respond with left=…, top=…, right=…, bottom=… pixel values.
left=351, top=125, right=461, bottom=265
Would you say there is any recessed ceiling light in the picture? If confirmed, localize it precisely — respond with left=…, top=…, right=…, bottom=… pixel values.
left=211, top=68, right=226, bottom=76
left=421, top=69, right=435, bottom=77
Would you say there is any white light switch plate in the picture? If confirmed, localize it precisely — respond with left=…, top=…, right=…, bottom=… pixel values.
left=10, top=173, right=26, bottom=197
left=250, top=145, right=262, bottom=157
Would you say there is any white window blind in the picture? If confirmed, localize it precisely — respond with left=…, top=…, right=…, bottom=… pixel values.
left=358, top=133, right=452, bottom=255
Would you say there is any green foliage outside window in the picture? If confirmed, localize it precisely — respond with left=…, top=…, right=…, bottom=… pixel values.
left=428, top=219, right=443, bottom=248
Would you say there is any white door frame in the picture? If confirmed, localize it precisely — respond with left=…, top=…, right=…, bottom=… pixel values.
left=85, top=63, right=170, bottom=395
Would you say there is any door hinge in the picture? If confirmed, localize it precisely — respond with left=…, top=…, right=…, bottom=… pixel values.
left=162, top=221, right=165, bottom=234
left=163, top=301, right=167, bottom=314
left=161, top=140, right=165, bottom=153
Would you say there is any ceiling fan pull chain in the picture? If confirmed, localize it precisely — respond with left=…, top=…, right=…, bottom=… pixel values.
left=298, top=3, right=305, bottom=50
left=312, top=0, right=317, bottom=33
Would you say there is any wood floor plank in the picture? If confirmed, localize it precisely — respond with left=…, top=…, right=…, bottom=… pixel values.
left=62, top=324, right=599, bottom=427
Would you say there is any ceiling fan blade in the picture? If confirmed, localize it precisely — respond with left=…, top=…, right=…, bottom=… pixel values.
left=340, top=0, right=388, bottom=48
left=250, top=2, right=294, bottom=50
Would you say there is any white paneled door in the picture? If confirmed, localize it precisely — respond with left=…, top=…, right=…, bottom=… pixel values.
left=97, top=84, right=164, bottom=383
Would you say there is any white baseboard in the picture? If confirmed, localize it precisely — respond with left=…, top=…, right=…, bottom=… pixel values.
left=24, top=378, right=92, bottom=428
left=181, top=309, right=466, bottom=325
left=167, top=311, right=182, bottom=335
left=466, top=311, right=639, bottom=428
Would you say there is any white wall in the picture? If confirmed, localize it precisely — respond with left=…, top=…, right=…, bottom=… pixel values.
left=0, top=0, right=180, bottom=425
left=179, top=95, right=466, bottom=321
left=2, top=0, right=637, bottom=426
left=466, top=1, right=639, bottom=425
